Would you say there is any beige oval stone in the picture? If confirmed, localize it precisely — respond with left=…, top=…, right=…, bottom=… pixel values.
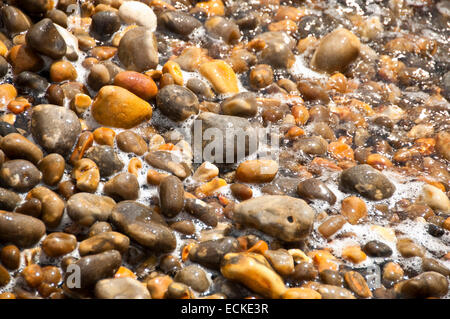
left=236, top=159, right=278, bottom=183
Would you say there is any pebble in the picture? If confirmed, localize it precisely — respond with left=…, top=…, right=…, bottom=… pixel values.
left=0, top=187, right=21, bottom=211
left=91, top=85, right=153, bottom=129
left=297, top=178, right=336, bottom=204
left=281, top=287, right=322, bottom=299
left=0, top=6, right=31, bottom=35
left=69, top=250, right=122, bottom=289
left=46, top=9, right=67, bottom=28
left=291, top=262, right=318, bottom=281
left=116, top=131, right=148, bottom=155
left=233, top=195, right=315, bottom=242
left=145, top=151, right=190, bottom=179
left=118, top=27, right=158, bottom=72
left=318, top=215, right=347, bottom=238
left=84, top=145, right=124, bottom=177
left=362, top=240, right=392, bottom=257
left=156, top=85, right=199, bottom=121
left=184, top=198, right=218, bottom=227
left=396, top=238, right=425, bottom=258
left=319, top=269, right=344, bottom=287
left=159, top=11, right=202, bottom=36
left=42, top=232, right=77, bottom=257
left=192, top=161, right=219, bottom=182
left=37, top=154, right=64, bottom=186
left=67, top=193, right=116, bottom=227
left=21, top=264, right=43, bottom=288
left=344, top=271, right=372, bottom=298
left=93, top=127, right=116, bottom=147
left=205, top=16, right=241, bottom=44
left=91, top=11, right=121, bottom=40
left=25, top=18, right=66, bottom=59
left=0, top=212, right=45, bottom=247
left=79, top=231, right=130, bottom=256
left=27, top=186, right=65, bottom=228
left=114, top=71, right=158, bottom=100
left=199, top=60, right=239, bottom=94
left=293, top=136, right=329, bottom=155
left=49, top=61, right=77, bottom=83
left=72, top=158, right=100, bottom=193
left=31, top=104, right=81, bottom=155
left=422, top=258, right=450, bottom=276
left=0, top=159, right=41, bottom=192
left=104, top=172, right=140, bottom=201
left=250, top=64, right=274, bottom=89
left=0, top=245, right=21, bottom=270
left=174, top=265, right=210, bottom=293
left=89, top=222, right=113, bottom=237
left=395, top=272, right=448, bottom=298
left=188, top=237, right=240, bottom=269
left=236, top=159, right=279, bottom=183
left=186, top=78, right=215, bottom=101
left=95, top=277, right=150, bottom=299
left=256, top=32, right=296, bottom=69
left=341, top=196, right=367, bottom=224
left=15, top=71, right=48, bottom=94
left=419, top=184, right=450, bottom=213
left=339, top=164, right=396, bottom=200
left=0, top=264, right=10, bottom=287
left=111, top=201, right=176, bottom=252
left=263, top=249, right=295, bottom=276
left=220, top=252, right=287, bottom=299
left=311, top=28, right=361, bottom=73
left=160, top=255, right=182, bottom=275
left=383, top=262, right=404, bottom=283
left=221, top=92, right=257, bottom=117
left=230, top=183, right=253, bottom=201
left=315, top=284, right=356, bottom=299
left=170, top=220, right=195, bottom=235
left=118, top=1, right=157, bottom=31
left=159, top=175, right=184, bottom=218
left=195, top=112, right=260, bottom=163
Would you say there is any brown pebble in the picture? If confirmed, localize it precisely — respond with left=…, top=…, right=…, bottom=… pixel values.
left=0, top=245, right=21, bottom=270
left=42, top=232, right=77, bottom=258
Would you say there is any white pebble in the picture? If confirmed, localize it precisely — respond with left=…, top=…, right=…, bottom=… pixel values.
left=119, top=1, right=157, bottom=31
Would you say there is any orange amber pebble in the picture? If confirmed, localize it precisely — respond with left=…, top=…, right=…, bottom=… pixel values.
left=93, top=127, right=116, bottom=146
left=328, top=142, right=354, bottom=161
left=247, top=240, right=269, bottom=254
left=115, top=266, right=136, bottom=279
left=285, top=126, right=305, bottom=139
left=182, top=242, right=196, bottom=262
left=7, top=97, right=31, bottom=114
left=268, top=19, right=298, bottom=33
left=342, top=246, right=367, bottom=264
left=415, top=138, right=435, bottom=155
left=366, top=153, right=393, bottom=170
left=291, top=104, right=309, bottom=125
left=326, top=73, right=347, bottom=93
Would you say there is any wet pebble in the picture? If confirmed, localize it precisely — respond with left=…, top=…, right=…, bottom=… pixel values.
left=174, top=265, right=210, bottom=293
left=79, top=231, right=130, bottom=256
left=95, top=277, right=150, bottom=299
left=297, top=178, right=336, bottom=204
left=25, top=18, right=66, bottom=59
left=42, top=232, right=77, bottom=257
left=111, top=201, right=176, bottom=252
left=67, top=193, right=116, bottom=227
left=339, top=164, right=396, bottom=200
left=159, top=175, right=184, bottom=218
left=156, top=85, right=199, bottom=122
left=188, top=237, right=241, bottom=270
left=84, top=145, right=124, bottom=177
left=104, top=172, right=139, bottom=201
left=0, top=159, right=41, bottom=192
left=233, top=195, right=315, bottom=242
left=31, top=104, right=81, bottom=155
left=362, top=240, right=392, bottom=257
